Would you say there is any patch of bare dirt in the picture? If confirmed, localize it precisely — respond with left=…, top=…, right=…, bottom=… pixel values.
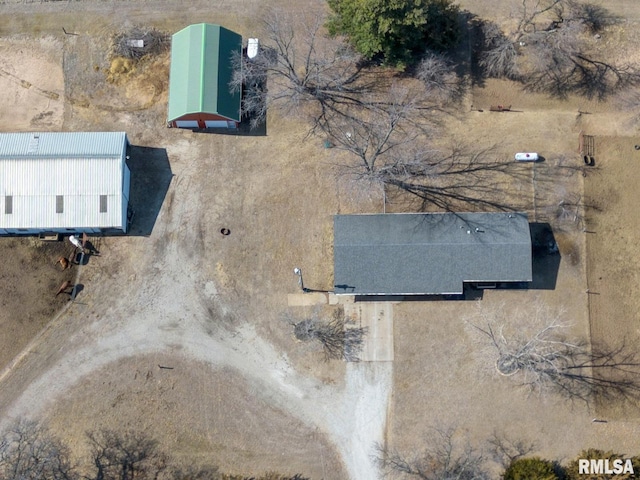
left=64, top=34, right=170, bottom=116
left=0, top=36, right=64, bottom=131
left=0, top=237, right=75, bottom=368
left=46, top=354, right=344, bottom=478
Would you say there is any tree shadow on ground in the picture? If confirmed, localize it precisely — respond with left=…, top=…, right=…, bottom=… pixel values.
left=467, top=16, right=505, bottom=89
left=451, top=10, right=477, bottom=84
left=126, top=146, right=172, bottom=237
left=396, top=9, right=477, bottom=107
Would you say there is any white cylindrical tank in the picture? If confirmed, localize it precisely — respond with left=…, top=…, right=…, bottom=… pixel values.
left=515, top=152, right=539, bottom=162
left=248, top=38, right=259, bottom=59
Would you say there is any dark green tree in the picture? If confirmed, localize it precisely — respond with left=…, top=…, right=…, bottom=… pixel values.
left=326, top=0, right=459, bottom=68
left=503, top=457, right=561, bottom=480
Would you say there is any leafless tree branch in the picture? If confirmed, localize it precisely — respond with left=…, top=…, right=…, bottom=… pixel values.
left=230, top=9, right=382, bottom=129
left=0, top=419, right=76, bottom=480
left=375, top=427, right=490, bottom=480
left=416, top=52, right=466, bottom=104
left=488, top=433, right=536, bottom=468
left=85, top=429, right=166, bottom=480
left=292, top=307, right=367, bottom=362
left=479, top=0, right=637, bottom=99
left=111, top=26, right=169, bottom=60
left=473, top=311, right=640, bottom=404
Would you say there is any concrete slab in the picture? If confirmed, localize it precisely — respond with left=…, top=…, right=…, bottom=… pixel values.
left=328, top=293, right=354, bottom=305
left=287, top=292, right=328, bottom=307
left=344, top=302, right=394, bottom=362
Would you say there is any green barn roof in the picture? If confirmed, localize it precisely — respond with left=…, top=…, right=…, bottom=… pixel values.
left=168, top=23, right=242, bottom=122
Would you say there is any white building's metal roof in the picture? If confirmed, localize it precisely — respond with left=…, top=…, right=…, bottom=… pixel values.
left=0, top=131, right=127, bottom=158
left=0, top=132, right=128, bottom=231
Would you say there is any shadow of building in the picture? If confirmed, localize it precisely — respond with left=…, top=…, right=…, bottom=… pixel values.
left=126, top=145, right=173, bottom=236
left=529, top=222, right=561, bottom=290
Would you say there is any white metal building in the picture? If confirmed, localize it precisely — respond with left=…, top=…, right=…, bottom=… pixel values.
left=0, top=132, right=131, bottom=235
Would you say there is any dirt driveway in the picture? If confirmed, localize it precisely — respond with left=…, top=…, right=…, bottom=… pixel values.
left=0, top=118, right=392, bottom=477
left=0, top=2, right=389, bottom=475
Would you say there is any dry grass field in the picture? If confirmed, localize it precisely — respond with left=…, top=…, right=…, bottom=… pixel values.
left=584, top=136, right=640, bottom=420
left=0, top=1, right=639, bottom=479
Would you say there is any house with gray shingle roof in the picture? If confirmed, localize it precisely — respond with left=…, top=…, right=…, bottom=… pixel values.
left=333, top=212, right=532, bottom=296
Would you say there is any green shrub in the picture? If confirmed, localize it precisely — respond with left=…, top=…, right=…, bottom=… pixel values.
left=565, top=449, right=640, bottom=479
left=503, top=457, right=561, bottom=480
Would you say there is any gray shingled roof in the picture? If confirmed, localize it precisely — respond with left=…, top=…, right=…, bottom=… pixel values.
left=333, top=212, right=532, bottom=295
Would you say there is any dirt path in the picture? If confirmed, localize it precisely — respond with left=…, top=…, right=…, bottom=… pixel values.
left=3, top=1, right=640, bottom=477
left=0, top=213, right=392, bottom=478
left=0, top=11, right=392, bottom=470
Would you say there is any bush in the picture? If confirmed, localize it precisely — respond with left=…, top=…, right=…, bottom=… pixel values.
left=503, top=457, right=561, bottom=480
left=565, top=449, right=640, bottom=480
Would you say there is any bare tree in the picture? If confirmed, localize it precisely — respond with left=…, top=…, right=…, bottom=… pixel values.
left=230, top=9, right=377, bottom=130
left=86, top=429, right=166, bottom=480
left=319, top=85, right=429, bottom=176
left=0, top=421, right=309, bottom=480
left=231, top=8, right=542, bottom=213
left=473, top=313, right=640, bottom=404
left=230, top=9, right=461, bottom=131
left=316, top=83, right=539, bottom=211
left=229, top=48, right=269, bottom=130
left=478, top=21, right=521, bottom=80
left=547, top=193, right=599, bottom=230
left=415, top=52, right=466, bottom=103
left=233, top=9, right=531, bottom=213
left=488, top=433, right=536, bottom=468
left=375, top=427, right=491, bottom=480
left=292, top=307, right=367, bottom=362
left=318, top=83, right=534, bottom=211
left=514, top=0, right=565, bottom=36
left=479, top=0, right=637, bottom=99
left=557, top=0, right=621, bottom=33
left=0, top=419, right=76, bottom=480
left=524, top=21, right=640, bottom=99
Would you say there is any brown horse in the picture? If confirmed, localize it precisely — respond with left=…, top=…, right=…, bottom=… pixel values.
left=56, top=256, right=70, bottom=270
left=56, top=280, right=73, bottom=296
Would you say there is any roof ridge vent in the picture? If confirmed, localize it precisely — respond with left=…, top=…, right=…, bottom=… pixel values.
left=27, top=134, right=40, bottom=154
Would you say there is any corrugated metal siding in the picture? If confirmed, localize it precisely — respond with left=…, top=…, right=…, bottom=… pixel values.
left=201, top=24, right=221, bottom=116
left=122, top=164, right=131, bottom=234
left=0, top=132, right=128, bottom=231
left=0, top=132, right=127, bottom=158
left=215, top=26, right=242, bottom=121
